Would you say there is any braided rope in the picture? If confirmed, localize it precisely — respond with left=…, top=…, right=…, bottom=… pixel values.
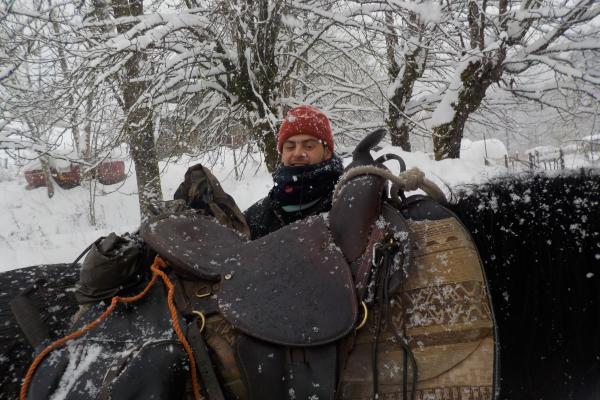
left=20, top=256, right=202, bottom=400
left=150, top=260, right=202, bottom=400
left=332, top=166, right=447, bottom=205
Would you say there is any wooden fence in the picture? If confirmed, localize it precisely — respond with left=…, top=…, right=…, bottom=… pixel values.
left=503, top=149, right=566, bottom=171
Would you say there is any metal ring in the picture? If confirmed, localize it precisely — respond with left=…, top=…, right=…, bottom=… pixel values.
left=192, top=311, right=206, bottom=333
left=195, top=287, right=211, bottom=298
left=356, top=301, right=369, bottom=331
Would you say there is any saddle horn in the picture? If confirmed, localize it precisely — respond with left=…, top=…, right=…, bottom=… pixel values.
left=348, top=128, right=387, bottom=168
left=331, top=129, right=388, bottom=262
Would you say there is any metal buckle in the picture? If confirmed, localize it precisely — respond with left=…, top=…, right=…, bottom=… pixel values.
left=192, top=310, right=206, bottom=333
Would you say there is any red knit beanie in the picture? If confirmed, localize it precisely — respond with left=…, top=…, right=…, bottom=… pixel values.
left=277, top=105, right=334, bottom=153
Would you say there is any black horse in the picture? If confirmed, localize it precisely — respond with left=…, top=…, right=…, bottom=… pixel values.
left=451, top=170, right=600, bottom=400
left=1, top=169, right=599, bottom=400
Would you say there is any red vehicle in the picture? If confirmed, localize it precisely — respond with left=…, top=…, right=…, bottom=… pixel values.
left=97, top=160, right=126, bottom=185
left=24, top=160, right=126, bottom=189
left=52, top=164, right=81, bottom=189
left=24, top=169, right=48, bottom=188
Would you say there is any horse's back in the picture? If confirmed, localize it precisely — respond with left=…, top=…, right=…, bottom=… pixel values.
left=0, top=263, right=79, bottom=400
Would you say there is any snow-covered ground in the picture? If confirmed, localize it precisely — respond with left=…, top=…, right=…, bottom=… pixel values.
left=0, top=142, right=595, bottom=272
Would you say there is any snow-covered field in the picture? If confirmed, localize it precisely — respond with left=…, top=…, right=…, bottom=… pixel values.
left=0, top=142, right=594, bottom=272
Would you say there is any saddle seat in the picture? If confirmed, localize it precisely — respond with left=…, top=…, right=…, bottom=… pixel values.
left=141, top=211, right=358, bottom=347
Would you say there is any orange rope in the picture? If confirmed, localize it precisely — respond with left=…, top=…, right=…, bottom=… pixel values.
left=149, top=260, right=202, bottom=400
left=19, top=256, right=202, bottom=400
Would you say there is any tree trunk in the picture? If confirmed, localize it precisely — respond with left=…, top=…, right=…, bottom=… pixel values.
left=227, top=0, right=282, bottom=172
left=113, top=0, right=162, bottom=220
left=254, top=118, right=279, bottom=172
left=433, top=0, right=504, bottom=161
left=83, top=95, right=93, bottom=162
left=385, top=11, right=428, bottom=152
left=390, top=122, right=412, bottom=151
left=123, top=79, right=162, bottom=220
left=40, top=155, right=55, bottom=198
left=432, top=120, right=466, bottom=160
left=128, top=123, right=161, bottom=219
left=50, top=10, right=82, bottom=157
left=433, top=53, right=505, bottom=160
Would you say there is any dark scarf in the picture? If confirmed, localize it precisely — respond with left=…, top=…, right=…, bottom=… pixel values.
left=271, top=154, right=344, bottom=208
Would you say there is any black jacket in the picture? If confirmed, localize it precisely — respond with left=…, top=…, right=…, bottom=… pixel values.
left=243, top=194, right=333, bottom=240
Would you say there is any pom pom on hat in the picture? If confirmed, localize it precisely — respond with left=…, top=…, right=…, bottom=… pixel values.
left=277, top=105, right=334, bottom=153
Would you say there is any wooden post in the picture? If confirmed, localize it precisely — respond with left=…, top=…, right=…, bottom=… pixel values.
left=529, top=153, right=534, bottom=170
left=559, top=149, right=565, bottom=170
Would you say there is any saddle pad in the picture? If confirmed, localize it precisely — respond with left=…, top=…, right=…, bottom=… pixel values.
left=219, top=215, right=358, bottom=346
left=141, top=212, right=246, bottom=281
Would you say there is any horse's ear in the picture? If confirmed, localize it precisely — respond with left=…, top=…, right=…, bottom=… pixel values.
left=348, top=129, right=387, bottom=168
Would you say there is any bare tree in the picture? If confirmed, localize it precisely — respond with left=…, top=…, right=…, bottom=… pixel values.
left=3, top=0, right=599, bottom=223
left=111, top=0, right=163, bottom=218
left=386, top=8, right=436, bottom=151
left=431, top=0, right=600, bottom=160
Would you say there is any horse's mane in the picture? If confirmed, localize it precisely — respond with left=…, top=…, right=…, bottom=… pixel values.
left=449, top=169, right=600, bottom=400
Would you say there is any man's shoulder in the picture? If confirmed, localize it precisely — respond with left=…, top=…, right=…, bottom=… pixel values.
left=244, top=195, right=284, bottom=240
left=244, top=195, right=280, bottom=229
left=244, top=196, right=273, bottom=218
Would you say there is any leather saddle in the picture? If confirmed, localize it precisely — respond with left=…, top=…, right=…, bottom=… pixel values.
left=140, top=129, right=411, bottom=347
left=141, top=212, right=358, bottom=347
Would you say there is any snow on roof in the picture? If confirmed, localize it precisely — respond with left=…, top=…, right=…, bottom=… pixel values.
left=580, top=133, right=600, bottom=142
left=525, top=145, right=560, bottom=156
left=461, top=138, right=508, bottom=161
left=562, top=143, right=579, bottom=153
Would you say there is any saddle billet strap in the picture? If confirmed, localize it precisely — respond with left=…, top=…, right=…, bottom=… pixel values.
left=167, top=271, right=227, bottom=400
left=187, top=323, right=227, bottom=400
left=167, top=272, right=220, bottom=324
left=169, top=272, right=194, bottom=316
left=352, top=203, right=413, bottom=302
left=380, top=203, right=413, bottom=295
left=352, top=226, right=386, bottom=302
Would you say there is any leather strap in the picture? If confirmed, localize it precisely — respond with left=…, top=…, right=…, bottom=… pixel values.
left=352, top=226, right=386, bottom=302
left=186, top=323, right=226, bottom=400
left=170, top=271, right=227, bottom=400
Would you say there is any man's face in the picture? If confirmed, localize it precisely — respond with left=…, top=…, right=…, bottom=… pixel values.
left=281, top=134, right=332, bottom=166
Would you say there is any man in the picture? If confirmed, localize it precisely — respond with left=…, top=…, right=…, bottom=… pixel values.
left=244, top=105, right=344, bottom=239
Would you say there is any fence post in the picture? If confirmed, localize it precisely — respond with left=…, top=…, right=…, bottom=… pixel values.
left=559, top=149, right=565, bottom=170
left=504, top=154, right=509, bottom=169
left=529, top=153, right=534, bottom=170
